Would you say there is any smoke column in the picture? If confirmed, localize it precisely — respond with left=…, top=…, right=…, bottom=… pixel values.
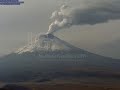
left=47, top=0, right=120, bottom=34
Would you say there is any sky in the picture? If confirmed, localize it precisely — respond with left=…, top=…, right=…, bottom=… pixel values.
left=0, top=0, right=120, bottom=59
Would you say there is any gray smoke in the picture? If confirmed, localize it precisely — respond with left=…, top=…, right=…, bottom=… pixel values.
left=47, top=0, right=120, bottom=34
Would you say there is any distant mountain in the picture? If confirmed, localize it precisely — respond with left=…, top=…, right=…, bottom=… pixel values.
left=0, top=34, right=120, bottom=82
left=98, top=39, right=120, bottom=59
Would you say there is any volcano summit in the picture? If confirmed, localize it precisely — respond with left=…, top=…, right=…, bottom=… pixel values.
left=15, top=34, right=87, bottom=59
left=16, top=34, right=77, bottom=53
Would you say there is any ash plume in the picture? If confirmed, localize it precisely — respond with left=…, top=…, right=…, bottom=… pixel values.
left=47, top=0, right=120, bottom=34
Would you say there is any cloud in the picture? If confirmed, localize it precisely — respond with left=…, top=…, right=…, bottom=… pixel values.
left=47, top=0, right=120, bottom=34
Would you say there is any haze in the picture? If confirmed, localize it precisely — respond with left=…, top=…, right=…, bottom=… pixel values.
left=0, top=0, right=120, bottom=59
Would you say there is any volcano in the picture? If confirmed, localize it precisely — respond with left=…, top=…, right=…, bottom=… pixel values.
left=0, top=34, right=120, bottom=82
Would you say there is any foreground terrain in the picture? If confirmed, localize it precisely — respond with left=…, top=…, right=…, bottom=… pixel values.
left=1, top=81, right=120, bottom=90
left=1, top=76, right=120, bottom=90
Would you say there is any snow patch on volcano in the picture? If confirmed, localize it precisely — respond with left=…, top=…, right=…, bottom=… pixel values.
left=16, top=34, right=77, bottom=54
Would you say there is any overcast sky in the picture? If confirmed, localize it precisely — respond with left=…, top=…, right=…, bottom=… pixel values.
left=0, top=0, right=120, bottom=59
